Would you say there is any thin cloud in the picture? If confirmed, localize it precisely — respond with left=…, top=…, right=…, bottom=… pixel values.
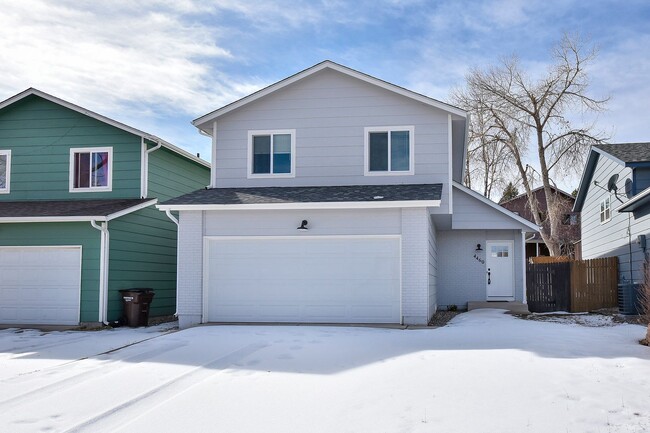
left=0, top=1, right=245, bottom=118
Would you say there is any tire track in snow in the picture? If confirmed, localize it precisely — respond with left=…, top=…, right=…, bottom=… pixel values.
left=0, top=333, right=92, bottom=358
left=0, top=340, right=186, bottom=410
left=64, top=342, right=269, bottom=433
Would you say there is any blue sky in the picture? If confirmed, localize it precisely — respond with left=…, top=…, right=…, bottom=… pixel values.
left=1, top=0, right=649, bottom=191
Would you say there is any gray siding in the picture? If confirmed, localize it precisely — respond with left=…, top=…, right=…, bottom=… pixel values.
left=176, top=207, right=437, bottom=328
left=203, top=208, right=402, bottom=236
left=452, top=186, right=534, bottom=231
left=581, top=155, right=650, bottom=283
left=428, top=216, right=438, bottom=315
left=437, top=229, right=524, bottom=309
left=214, top=68, right=451, bottom=213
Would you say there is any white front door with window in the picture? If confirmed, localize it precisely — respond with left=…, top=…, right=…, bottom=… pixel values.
left=485, top=240, right=515, bottom=300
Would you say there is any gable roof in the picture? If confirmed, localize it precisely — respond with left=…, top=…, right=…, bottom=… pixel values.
left=594, top=143, right=650, bottom=165
left=192, top=60, right=466, bottom=133
left=0, top=88, right=209, bottom=168
left=573, top=143, right=650, bottom=212
left=0, top=198, right=157, bottom=222
left=453, top=182, right=539, bottom=232
left=158, top=183, right=442, bottom=210
left=499, top=185, right=574, bottom=206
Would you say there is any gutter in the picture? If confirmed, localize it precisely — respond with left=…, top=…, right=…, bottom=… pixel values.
left=162, top=210, right=180, bottom=317
left=90, top=220, right=110, bottom=325
left=141, top=139, right=163, bottom=198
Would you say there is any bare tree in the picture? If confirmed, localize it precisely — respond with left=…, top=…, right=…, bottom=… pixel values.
left=455, top=82, right=516, bottom=199
left=454, top=34, right=608, bottom=255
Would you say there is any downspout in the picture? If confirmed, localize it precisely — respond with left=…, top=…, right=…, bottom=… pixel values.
left=627, top=213, right=634, bottom=283
left=142, top=139, right=163, bottom=198
left=522, top=231, right=529, bottom=305
left=90, top=220, right=110, bottom=325
left=521, top=232, right=537, bottom=305
left=163, top=210, right=180, bottom=316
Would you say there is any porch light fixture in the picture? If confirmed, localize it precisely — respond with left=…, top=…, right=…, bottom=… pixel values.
left=297, top=220, right=309, bottom=231
left=475, top=243, right=483, bottom=251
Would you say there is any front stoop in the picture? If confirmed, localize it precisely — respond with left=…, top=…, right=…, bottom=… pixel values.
left=467, top=301, right=530, bottom=314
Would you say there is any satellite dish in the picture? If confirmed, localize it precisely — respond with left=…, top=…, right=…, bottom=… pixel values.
left=607, top=174, right=619, bottom=193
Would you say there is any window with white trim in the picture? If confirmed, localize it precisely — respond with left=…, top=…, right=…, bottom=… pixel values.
left=600, top=197, right=611, bottom=223
left=70, top=147, right=112, bottom=192
left=248, top=130, right=295, bottom=177
left=364, top=126, right=414, bottom=175
left=0, top=150, right=10, bottom=193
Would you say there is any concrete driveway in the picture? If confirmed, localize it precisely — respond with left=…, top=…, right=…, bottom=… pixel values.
left=0, top=311, right=648, bottom=433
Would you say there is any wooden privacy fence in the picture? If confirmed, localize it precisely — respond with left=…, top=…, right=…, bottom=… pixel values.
left=526, top=257, right=618, bottom=313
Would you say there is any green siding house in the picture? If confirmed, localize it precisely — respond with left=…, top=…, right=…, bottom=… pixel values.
left=0, top=88, right=210, bottom=326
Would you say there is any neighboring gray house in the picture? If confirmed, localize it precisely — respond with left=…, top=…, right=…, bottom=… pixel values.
left=159, top=61, right=537, bottom=328
left=573, top=142, right=650, bottom=284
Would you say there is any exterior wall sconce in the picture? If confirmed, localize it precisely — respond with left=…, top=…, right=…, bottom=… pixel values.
left=475, top=243, right=483, bottom=251
left=297, top=220, right=309, bottom=231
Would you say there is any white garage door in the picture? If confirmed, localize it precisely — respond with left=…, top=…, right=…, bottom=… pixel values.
left=0, top=246, right=82, bottom=325
left=206, top=236, right=401, bottom=323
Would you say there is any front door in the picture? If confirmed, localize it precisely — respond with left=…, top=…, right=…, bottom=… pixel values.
left=485, top=240, right=515, bottom=300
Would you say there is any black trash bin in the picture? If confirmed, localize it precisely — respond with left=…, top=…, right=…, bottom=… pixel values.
left=617, top=283, right=642, bottom=315
left=119, top=289, right=155, bottom=327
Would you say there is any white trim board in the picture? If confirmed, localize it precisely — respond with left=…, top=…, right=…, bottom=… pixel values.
left=246, top=129, right=296, bottom=179
left=158, top=199, right=440, bottom=212
left=0, top=149, right=11, bottom=194
left=69, top=147, right=113, bottom=193
left=363, top=126, right=415, bottom=176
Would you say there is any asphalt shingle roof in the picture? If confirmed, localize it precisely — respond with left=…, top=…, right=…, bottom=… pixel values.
left=0, top=198, right=152, bottom=218
left=162, top=184, right=443, bottom=206
left=595, top=143, right=650, bottom=164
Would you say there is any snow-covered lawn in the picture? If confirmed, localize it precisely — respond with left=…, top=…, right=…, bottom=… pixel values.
left=0, top=310, right=648, bottom=433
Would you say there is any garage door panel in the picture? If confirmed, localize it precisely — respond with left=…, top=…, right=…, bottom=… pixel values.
left=0, top=247, right=81, bottom=325
left=206, top=237, right=401, bottom=323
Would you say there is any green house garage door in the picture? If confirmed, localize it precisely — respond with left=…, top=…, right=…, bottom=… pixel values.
left=205, top=236, right=401, bottom=323
left=0, top=246, right=82, bottom=325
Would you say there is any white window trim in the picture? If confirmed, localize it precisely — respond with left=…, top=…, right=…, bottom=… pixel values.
left=364, top=126, right=415, bottom=176
left=247, top=129, right=296, bottom=178
left=600, top=196, right=611, bottom=224
left=0, top=149, right=10, bottom=194
left=69, top=147, right=113, bottom=193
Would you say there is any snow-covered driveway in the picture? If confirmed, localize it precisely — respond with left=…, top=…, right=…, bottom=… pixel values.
left=0, top=310, right=649, bottom=433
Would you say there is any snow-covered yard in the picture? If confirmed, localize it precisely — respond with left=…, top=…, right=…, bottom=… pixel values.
left=0, top=310, right=648, bottom=433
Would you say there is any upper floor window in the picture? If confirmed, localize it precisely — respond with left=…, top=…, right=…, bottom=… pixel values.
left=248, top=130, right=295, bottom=178
left=600, top=197, right=611, bottom=223
left=364, top=126, right=414, bottom=175
left=562, top=213, right=579, bottom=225
left=0, top=150, right=10, bottom=194
left=70, top=147, right=112, bottom=192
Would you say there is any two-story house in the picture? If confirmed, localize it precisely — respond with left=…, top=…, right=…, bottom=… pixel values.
left=158, top=61, right=538, bottom=328
left=500, top=186, right=581, bottom=260
left=0, top=89, right=210, bottom=326
left=573, top=142, right=650, bottom=285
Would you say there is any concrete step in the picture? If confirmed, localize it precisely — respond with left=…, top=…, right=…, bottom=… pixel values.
left=467, top=301, right=530, bottom=314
